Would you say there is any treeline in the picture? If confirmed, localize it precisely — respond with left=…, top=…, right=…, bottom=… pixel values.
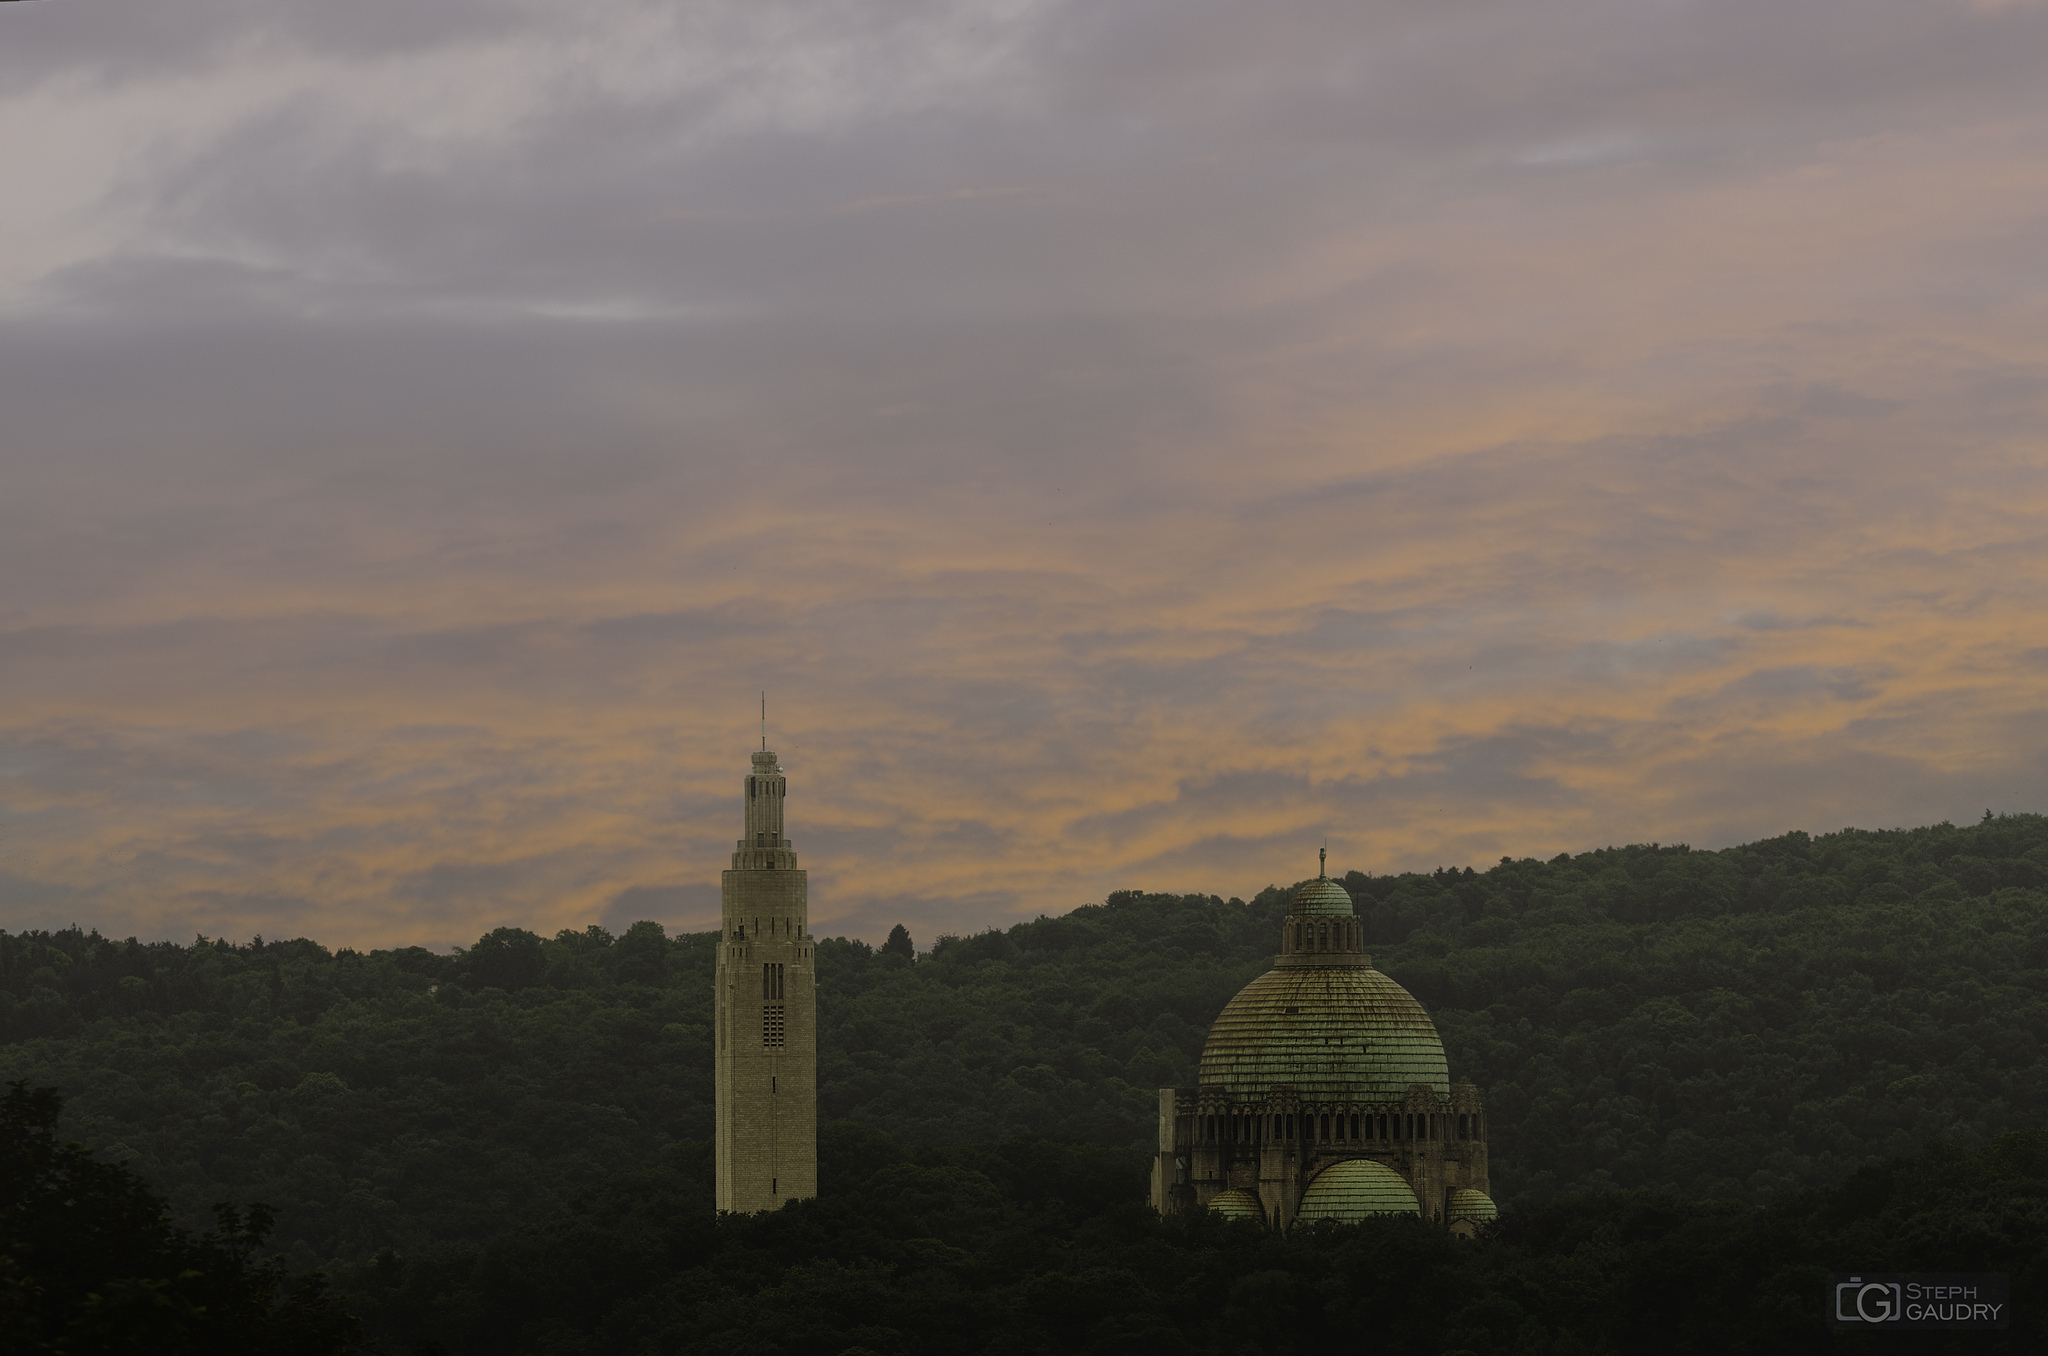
left=340, top=1120, right=2048, bottom=1354
left=4, top=815, right=2048, bottom=1273
left=9, top=1076, right=2043, bottom=1354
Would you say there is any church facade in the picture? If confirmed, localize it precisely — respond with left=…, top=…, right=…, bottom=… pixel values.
left=713, top=745, right=818, bottom=1212
left=1152, top=856, right=1498, bottom=1233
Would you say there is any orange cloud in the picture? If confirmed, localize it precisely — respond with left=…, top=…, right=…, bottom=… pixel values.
left=2, top=0, right=2047, bottom=947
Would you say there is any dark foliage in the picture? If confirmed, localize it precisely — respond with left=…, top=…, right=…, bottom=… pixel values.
left=0, top=1081, right=360, bottom=1354
left=5, top=815, right=2048, bottom=1270
left=333, top=1120, right=2048, bottom=1355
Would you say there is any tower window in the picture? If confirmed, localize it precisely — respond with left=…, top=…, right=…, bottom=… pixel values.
left=762, top=1005, right=785, bottom=1048
left=761, top=962, right=785, bottom=999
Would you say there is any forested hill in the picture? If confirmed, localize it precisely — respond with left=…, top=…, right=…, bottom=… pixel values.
left=4, top=814, right=2048, bottom=1274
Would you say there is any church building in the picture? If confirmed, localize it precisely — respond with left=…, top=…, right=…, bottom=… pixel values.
left=714, top=744, right=818, bottom=1212
left=1152, top=853, right=1498, bottom=1233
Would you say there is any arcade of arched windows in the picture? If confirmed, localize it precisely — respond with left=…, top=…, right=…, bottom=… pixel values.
left=1183, top=1105, right=1485, bottom=1147
left=1285, top=918, right=1367, bottom=955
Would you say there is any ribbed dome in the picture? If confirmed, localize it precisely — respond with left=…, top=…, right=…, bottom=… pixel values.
left=1197, top=965, right=1450, bottom=1101
left=1206, top=1189, right=1263, bottom=1222
left=1447, top=1188, right=1497, bottom=1225
left=1293, top=877, right=1354, bottom=916
left=1297, top=1159, right=1419, bottom=1221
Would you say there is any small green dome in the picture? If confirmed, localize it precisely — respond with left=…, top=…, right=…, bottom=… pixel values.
left=1297, top=1159, right=1419, bottom=1221
left=1293, top=877, right=1354, bottom=916
left=1447, top=1188, right=1497, bottom=1224
left=1198, top=965, right=1451, bottom=1101
left=1206, top=1188, right=1263, bottom=1223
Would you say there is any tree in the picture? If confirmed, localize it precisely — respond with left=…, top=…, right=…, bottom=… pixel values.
left=881, top=925, right=914, bottom=959
left=468, top=927, right=545, bottom=992
left=613, top=921, right=670, bottom=986
left=0, top=1081, right=361, bottom=1353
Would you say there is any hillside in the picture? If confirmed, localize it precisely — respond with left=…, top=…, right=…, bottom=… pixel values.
left=4, top=814, right=2047, bottom=1270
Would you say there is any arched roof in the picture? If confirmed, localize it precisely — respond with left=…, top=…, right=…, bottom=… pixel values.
left=1447, top=1188, right=1497, bottom=1225
left=1297, top=1159, right=1419, bottom=1221
left=1197, top=965, right=1450, bottom=1101
left=1206, top=1188, right=1263, bottom=1223
left=1292, top=877, right=1354, bottom=916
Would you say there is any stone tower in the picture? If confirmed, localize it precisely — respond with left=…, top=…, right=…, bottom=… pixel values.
left=713, top=745, right=818, bottom=1212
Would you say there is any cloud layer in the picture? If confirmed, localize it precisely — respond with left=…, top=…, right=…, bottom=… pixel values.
left=3, top=0, right=2047, bottom=948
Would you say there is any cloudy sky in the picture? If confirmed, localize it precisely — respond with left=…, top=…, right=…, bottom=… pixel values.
left=3, top=0, right=2046, bottom=951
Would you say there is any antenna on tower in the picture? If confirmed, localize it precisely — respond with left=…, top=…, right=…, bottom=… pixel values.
left=1319, top=843, right=1327, bottom=878
left=761, top=691, right=766, bottom=750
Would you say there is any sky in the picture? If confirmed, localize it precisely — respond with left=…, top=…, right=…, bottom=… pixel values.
left=2, top=0, right=2047, bottom=952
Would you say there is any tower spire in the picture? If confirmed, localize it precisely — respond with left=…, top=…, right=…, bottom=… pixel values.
left=761, top=691, right=766, bottom=751
left=1319, top=843, right=1327, bottom=879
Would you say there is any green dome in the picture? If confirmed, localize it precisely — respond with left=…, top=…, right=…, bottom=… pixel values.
left=1297, top=1159, right=1419, bottom=1221
left=1293, top=877, right=1354, bottom=916
left=1198, top=965, right=1450, bottom=1101
left=1447, top=1188, right=1497, bottom=1225
left=1206, top=1188, right=1263, bottom=1223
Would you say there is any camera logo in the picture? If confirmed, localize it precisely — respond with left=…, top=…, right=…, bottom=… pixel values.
left=1835, top=1277, right=1899, bottom=1323
left=1827, top=1274, right=2008, bottom=1331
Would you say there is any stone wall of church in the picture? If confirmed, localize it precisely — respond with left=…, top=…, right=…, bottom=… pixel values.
left=1152, top=1081, right=1489, bottom=1227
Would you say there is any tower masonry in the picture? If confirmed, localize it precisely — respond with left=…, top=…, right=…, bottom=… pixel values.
left=714, top=747, right=818, bottom=1212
